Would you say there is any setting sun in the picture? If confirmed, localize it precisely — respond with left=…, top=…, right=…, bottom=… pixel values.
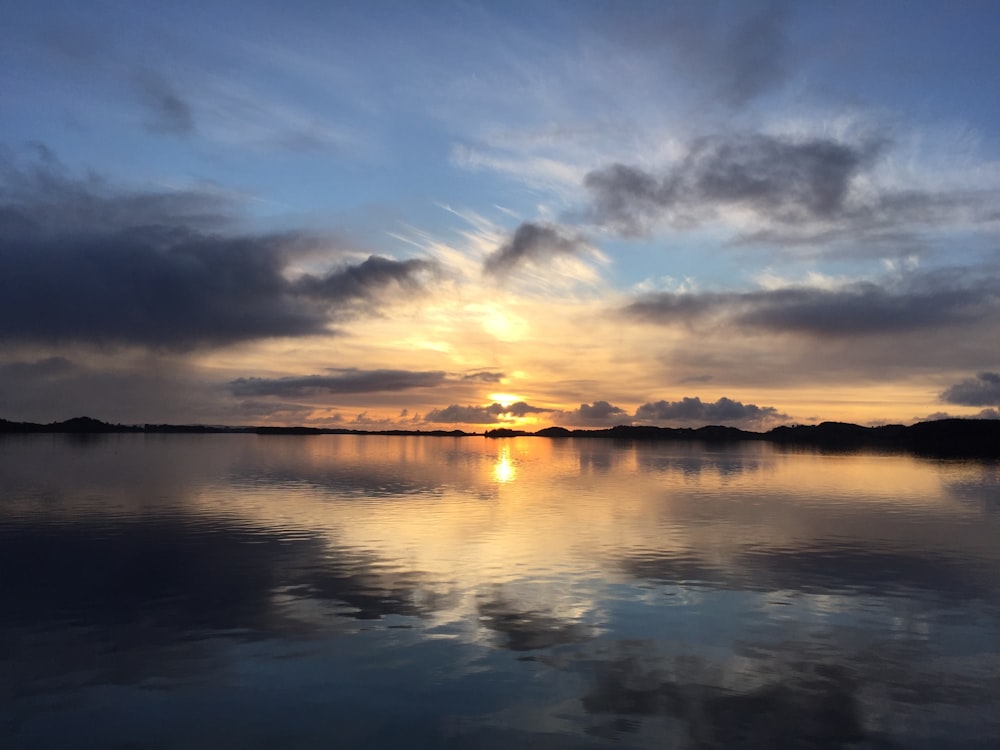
left=488, top=393, right=524, bottom=408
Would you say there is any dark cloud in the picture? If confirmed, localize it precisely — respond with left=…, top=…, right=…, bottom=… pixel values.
left=0, top=354, right=293, bottom=426
left=423, top=405, right=496, bottom=424
left=562, top=400, right=629, bottom=427
left=294, top=255, right=434, bottom=300
left=134, top=69, right=195, bottom=135
left=0, top=154, right=434, bottom=349
left=635, top=396, right=784, bottom=426
left=462, top=371, right=505, bottom=383
left=495, top=401, right=549, bottom=418
left=424, top=401, right=551, bottom=425
left=585, top=134, right=883, bottom=235
left=0, top=356, right=76, bottom=380
left=624, top=290, right=720, bottom=323
left=477, top=593, right=592, bottom=651
left=623, top=543, right=996, bottom=602
left=624, top=270, right=1000, bottom=338
left=605, top=1, right=794, bottom=108
left=737, top=189, right=997, bottom=249
left=715, top=1, right=791, bottom=106
left=229, top=400, right=317, bottom=423
left=483, top=221, right=587, bottom=275
left=230, top=369, right=447, bottom=398
left=940, top=372, right=1000, bottom=407
left=1, top=145, right=234, bottom=233
left=0, top=512, right=440, bottom=691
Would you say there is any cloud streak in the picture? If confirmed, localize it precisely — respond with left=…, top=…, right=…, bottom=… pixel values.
left=624, top=270, right=1000, bottom=338
left=134, top=69, right=195, bottom=135
left=230, top=369, right=448, bottom=398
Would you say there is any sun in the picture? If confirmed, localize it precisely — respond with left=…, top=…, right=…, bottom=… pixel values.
left=488, top=392, right=524, bottom=407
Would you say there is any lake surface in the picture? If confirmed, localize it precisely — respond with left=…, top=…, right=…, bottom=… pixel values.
left=1, top=434, right=999, bottom=749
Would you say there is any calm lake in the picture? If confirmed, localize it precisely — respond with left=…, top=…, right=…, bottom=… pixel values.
left=2, top=434, right=999, bottom=748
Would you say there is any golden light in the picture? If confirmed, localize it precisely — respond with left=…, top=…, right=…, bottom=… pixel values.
left=493, top=445, right=516, bottom=483
left=488, top=392, right=524, bottom=407
left=481, top=307, right=527, bottom=342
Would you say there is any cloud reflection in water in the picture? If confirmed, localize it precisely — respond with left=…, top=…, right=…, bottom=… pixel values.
left=1, top=434, right=999, bottom=748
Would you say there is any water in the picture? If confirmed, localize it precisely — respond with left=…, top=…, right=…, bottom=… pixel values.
left=1, top=434, right=999, bottom=748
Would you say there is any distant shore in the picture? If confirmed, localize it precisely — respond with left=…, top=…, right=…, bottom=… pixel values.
left=2, top=415, right=998, bottom=458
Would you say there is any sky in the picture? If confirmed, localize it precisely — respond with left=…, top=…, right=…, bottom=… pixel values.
left=2, top=0, right=1000, bottom=430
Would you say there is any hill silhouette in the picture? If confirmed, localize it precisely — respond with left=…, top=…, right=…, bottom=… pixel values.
left=2, top=416, right=997, bottom=457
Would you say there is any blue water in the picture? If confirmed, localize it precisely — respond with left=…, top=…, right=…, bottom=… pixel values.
left=2, top=434, right=999, bottom=748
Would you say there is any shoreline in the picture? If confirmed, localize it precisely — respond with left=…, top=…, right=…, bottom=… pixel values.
left=2, top=415, right=998, bottom=458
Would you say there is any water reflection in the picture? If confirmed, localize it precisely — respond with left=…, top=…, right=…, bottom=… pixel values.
left=1, top=434, right=998, bottom=748
left=492, top=444, right=516, bottom=483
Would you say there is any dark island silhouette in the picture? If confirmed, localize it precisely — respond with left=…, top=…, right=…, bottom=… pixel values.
left=1, top=415, right=998, bottom=457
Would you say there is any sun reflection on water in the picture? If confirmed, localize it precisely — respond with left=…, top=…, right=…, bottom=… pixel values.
left=493, top=445, right=516, bottom=483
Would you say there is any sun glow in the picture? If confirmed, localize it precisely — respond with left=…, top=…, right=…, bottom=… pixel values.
left=488, top=392, right=525, bottom=407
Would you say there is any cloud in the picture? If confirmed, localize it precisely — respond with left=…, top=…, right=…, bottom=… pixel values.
left=940, top=372, right=1000, bottom=407
left=423, top=405, right=499, bottom=424
left=735, top=188, right=999, bottom=249
left=483, top=221, right=587, bottom=276
left=497, top=401, right=549, bottom=418
left=918, top=409, right=1000, bottom=422
left=294, top=255, right=434, bottom=301
left=562, top=400, right=629, bottom=427
left=585, top=134, right=883, bottom=235
left=0, top=154, right=434, bottom=349
left=624, top=269, right=1000, bottom=338
left=424, top=401, right=551, bottom=425
left=229, top=369, right=447, bottom=398
left=0, top=354, right=221, bottom=425
left=634, top=396, right=785, bottom=427
left=0, top=356, right=76, bottom=380
left=477, top=594, right=592, bottom=651
left=462, top=371, right=505, bottom=383
left=602, top=1, right=794, bottom=109
left=679, top=374, right=714, bottom=384
left=1, top=145, right=234, bottom=233
left=713, top=1, right=791, bottom=106
left=134, top=69, right=195, bottom=135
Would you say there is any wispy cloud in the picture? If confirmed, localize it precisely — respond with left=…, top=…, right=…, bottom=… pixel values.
left=133, top=68, right=195, bottom=135
left=623, top=268, right=1000, bottom=338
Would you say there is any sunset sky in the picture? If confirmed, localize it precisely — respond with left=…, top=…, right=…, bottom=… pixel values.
left=2, top=0, right=999, bottom=429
